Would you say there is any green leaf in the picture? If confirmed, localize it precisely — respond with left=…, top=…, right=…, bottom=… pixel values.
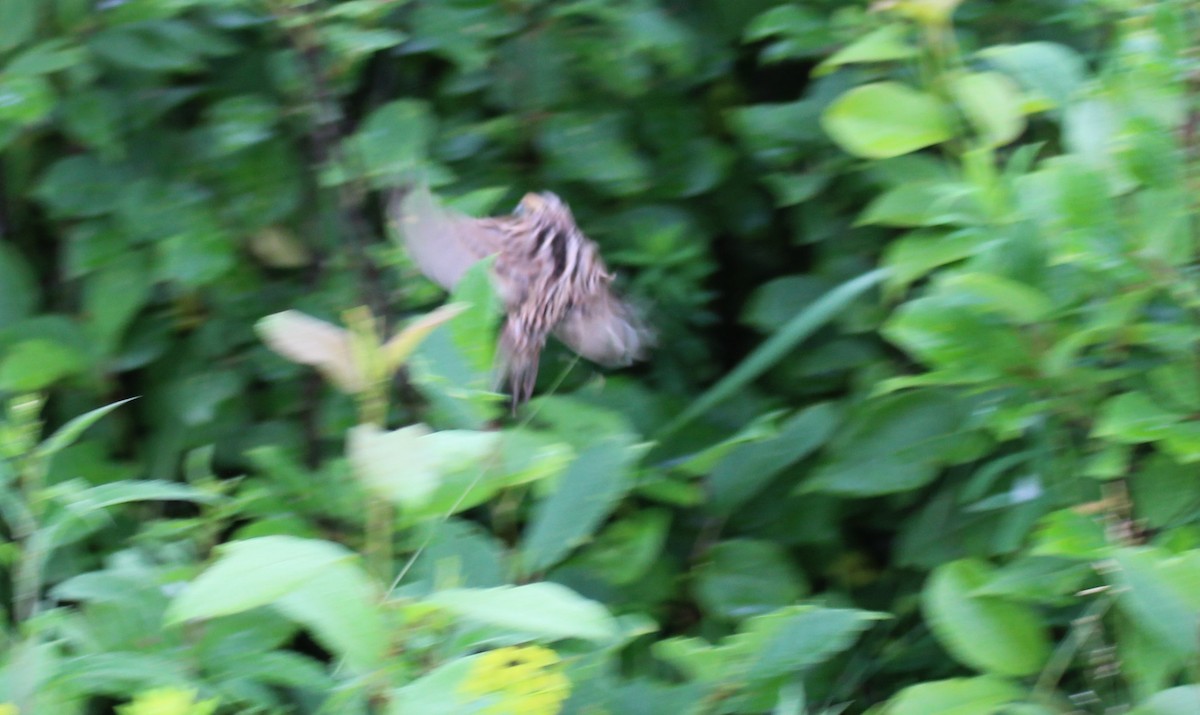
left=83, top=254, right=152, bottom=356
left=575, top=509, right=671, bottom=586
left=0, top=339, right=86, bottom=391
left=726, top=100, right=822, bottom=166
left=695, top=540, right=808, bottom=620
left=347, top=423, right=500, bottom=508
left=0, top=243, right=37, bottom=330
left=940, top=273, right=1053, bottom=323
left=822, top=82, right=954, bottom=159
left=1130, top=686, right=1200, bottom=715
left=0, top=0, right=37, bottom=52
left=661, top=268, right=888, bottom=437
left=859, top=181, right=982, bottom=227
left=1030, top=509, right=1107, bottom=559
left=922, top=559, right=1051, bottom=676
left=980, top=42, right=1086, bottom=111
left=883, top=229, right=983, bottom=297
left=805, top=391, right=967, bottom=496
left=814, top=24, right=917, bottom=75
left=34, top=155, right=126, bottom=218
left=275, top=560, right=387, bottom=672
left=426, top=583, right=620, bottom=644
left=884, top=676, right=1025, bottom=715
left=1112, top=548, right=1200, bottom=662
left=883, top=295, right=1030, bottom=382
left=656, top=606, right=884, bottom=685
left=6, top=38, right=85, bottom=75
left=951, top=71, right=1026, bottom=147
left=389, top=656, right=488, bottom=715
left=537, top=112, right=650, bottom=196
left=1093, top=392, right=1184, bottom=444
left=204, top=95, right=278, bottom=156
left=166, top=536, right=362, bottom=623
left=521, top=434, right=640, bottom=573
left=89, top=22, right=202, bottom=71
left=0, top=75, right=54, bottom=128
left=708, top=403, right=840, bottom=514
left=350, top=99, right=435, bottom=181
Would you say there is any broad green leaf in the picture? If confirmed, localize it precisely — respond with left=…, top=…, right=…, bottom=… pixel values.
left=743, top=5, right=828, bottom=64
left=1130, top=455, right=1200, bottom=528
left=656, top=605, right=884, bottom=685
left=884, top=676, right=1024, bottom=715
left=166, top=536, right=360, bottom=623
left=204, top=94, right=278, bottom=156
left=1112, top=548, right=1200, bottom=662
left=1130, top=686, right=1200, bottom=715
left=695, top=540, right=808, bottom=620
left=575, top=509, right=671, bottom=586
left=275, top=561, right=386, bottom=671
left=672, top=410, right=782, bottom=476
left=347, top=423, right=500, bottom=508
left=388, top=656, right=488, bottom=715
left=6, top=39, right=85, bottom=75
left=726, top=100, right=822, bottom=166
left=83, top=254, right=151, bottom=356
left=1030, top=509, right=1107, bottom=560
left=951, top=71, right=1026, bottom=147
left=0, top=75, right=54, bottom=127
left=940, top=273, right=1053, bottom=323
left=537, top=112, right=650, bottom=196
left=0, top=244, right=37, bottom=330
left=822, top=82, right=954, bottom=159
left=1093, top=392, right=1183, bottom=443
left=426, top=583, right=620, bottom=643
left=88, top=22, right=205, bottom=72
left=0, top=0, right=37, bottom=51
left=662, top=268, right=887, bottom=436
left=805, top=391, right=967, bottom=496
left=923, top=559, right=1051, bottom=676
left=521, top=434, right=639, bottom=573
left=34, top=155, right=126, bottom=218
left=859, top=182, right=982, bottom=227
left=399, top=430, right=570, bottom=525
left=708, top=402, right=840, bottom=514
left=814, top=24, right=917, bottom=75
left=350, top=99, right=435, bottom=181
left=882, top=229, right=983, bottom=297
left=980, top=42, right=1086, bottom=110
left=0, top=339, right=86, bottom=391
left=883, top=295, right=1030, bottom=382
left=741, top=275, right=833, bottom=333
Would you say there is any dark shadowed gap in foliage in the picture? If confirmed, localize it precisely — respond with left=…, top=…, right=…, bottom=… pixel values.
left=703, top=51, right=822, bottom=381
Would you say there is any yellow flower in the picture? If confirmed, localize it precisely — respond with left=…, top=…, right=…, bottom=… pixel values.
left=117, top=687, right=219, bottom=715
left=460, top=645, right=571, bottom=715
left=0, top=702, right=19, bottom=715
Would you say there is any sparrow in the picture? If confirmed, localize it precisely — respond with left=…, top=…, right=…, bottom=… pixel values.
left=390, top=186, right=652, bottom=409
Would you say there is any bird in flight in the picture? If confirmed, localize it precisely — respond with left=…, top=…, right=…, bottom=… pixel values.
left=390, top=187, right=652, bottom=410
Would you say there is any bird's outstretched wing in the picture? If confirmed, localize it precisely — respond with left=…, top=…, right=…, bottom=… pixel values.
left=554, top=293, right=653, bottom=368
left=389, top=187, right=505, bottom=291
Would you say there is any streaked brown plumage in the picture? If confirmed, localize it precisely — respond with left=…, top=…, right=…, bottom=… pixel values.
left=390, top=186, right=651, bottom=408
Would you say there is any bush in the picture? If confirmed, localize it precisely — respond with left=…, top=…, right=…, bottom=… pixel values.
left=0, top=0, right=1198, bottom=713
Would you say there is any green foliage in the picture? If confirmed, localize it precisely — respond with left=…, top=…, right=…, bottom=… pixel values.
left=1, top=0, right=1198, bottom=713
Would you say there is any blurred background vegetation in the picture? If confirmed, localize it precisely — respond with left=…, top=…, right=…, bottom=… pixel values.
left=1, top=0, right=1199, bottom=713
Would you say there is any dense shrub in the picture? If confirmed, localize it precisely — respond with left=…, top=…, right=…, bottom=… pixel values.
left=1, top=0, right=1197, bottom=713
